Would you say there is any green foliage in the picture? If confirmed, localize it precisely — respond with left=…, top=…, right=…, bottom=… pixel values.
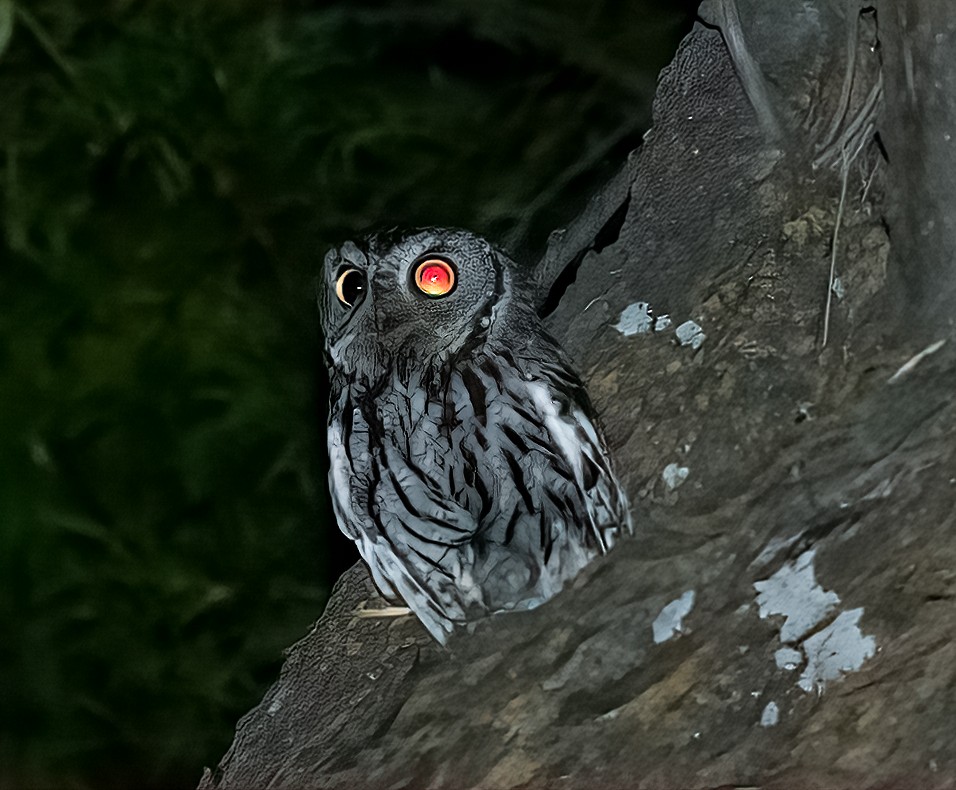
left=0, top=1, right=689, bottom=787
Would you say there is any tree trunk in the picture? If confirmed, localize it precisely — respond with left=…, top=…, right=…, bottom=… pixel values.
left=879, top=0, right=956, bottom=335
left=199, top=3, right=956, bottom=788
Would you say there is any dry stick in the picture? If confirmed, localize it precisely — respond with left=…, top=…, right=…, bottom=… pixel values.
left=860, top=153, right=881, bottom=209
left=888, top=339, right=948, bottom=383
left=819, top=89, right=876, bottom=350
left=715, top=0, right=781, bottom=140
left=813, top=74, right=883, bottom=169
left=355, top=606, right=413, bottom=619
left=822, top=146, right=850, bottom=349
left=817, top=0, right=861, bottom=154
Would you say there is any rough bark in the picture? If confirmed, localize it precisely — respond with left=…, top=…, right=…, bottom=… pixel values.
left=199, top=4, right=956, bottom=788
left=879, top=0, right=956, bottom=335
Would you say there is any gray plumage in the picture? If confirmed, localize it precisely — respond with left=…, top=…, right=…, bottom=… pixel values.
left=319, top=228, right=632, bottom=643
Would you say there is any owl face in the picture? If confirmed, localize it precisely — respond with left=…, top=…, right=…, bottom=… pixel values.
left=320, top=229, right=510, bottom=372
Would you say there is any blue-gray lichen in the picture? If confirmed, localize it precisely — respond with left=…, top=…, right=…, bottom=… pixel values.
left=754, top=549, right=839, bottom=643
left=797, top=608, right=876, bottom=693
left=652, top=590, right=696, bottom=644
left=754, top=549, right=877, bottom=693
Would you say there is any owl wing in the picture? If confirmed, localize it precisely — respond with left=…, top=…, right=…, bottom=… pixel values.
left=327, top=388, right=480, bottom=644
left=437, top=349, right=631, bottom=612
left=525, top=365, right=633, bottom=551
left=472, top=348, right=632, bottom=551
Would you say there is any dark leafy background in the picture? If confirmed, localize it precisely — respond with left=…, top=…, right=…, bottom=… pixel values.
left=0, top=1, right=693, bottom=787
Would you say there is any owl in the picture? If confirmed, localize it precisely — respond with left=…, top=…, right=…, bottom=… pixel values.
left=319, top=228, right=632, bottom=643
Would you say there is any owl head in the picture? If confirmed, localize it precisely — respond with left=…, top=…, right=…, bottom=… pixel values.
left=319, top=228, right=522, bottom=374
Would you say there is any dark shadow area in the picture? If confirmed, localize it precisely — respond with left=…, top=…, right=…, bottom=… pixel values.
left=0, top=2, right=694, bottom=788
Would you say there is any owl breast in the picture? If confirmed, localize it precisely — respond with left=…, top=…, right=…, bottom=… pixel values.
left=327, top=338, right=631, bottom=643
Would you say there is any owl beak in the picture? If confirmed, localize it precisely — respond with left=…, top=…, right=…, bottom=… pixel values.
left=374, top=305, right=403, bottom=335
left=369, top=265, right=404, bottom=334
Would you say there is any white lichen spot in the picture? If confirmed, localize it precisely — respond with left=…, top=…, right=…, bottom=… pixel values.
left=760, top=700, right=780, bottom=727
left=754, top=549, right=840, bottom=642
left=653, top=590, right=695, bottom=644
left=774, top=646, right=803, bottom=671
left=756, top=551, right=878, bottom=694
left=662, top=462, right=690, bottom=491
left=614, top=302, right=654, bottom=336
left=797, top=608, right=876, bottom=693
left=675, top=320, right=706, bottom=349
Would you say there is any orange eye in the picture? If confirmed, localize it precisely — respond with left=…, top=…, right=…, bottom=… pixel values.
left=414, top=258, right=456, bottom=297
left=335, top=268, right=364, bottom=307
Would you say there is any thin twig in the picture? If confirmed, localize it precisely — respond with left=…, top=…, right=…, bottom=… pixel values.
left=355, top=606, right=413, bottom=619
left=888, top=340, right=947, bottom=383
left=818, top=0, right=860, bottom=154
left=715, top=0, right=781, bottom=140
left=860, top=153, right=881, bottom=208
left=822, top=146, right=850, bottom=349
left=813, top=73, right=883, bottom=169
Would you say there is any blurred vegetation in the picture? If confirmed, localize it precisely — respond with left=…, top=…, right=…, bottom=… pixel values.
left=0, top=1, right=692, bottom=788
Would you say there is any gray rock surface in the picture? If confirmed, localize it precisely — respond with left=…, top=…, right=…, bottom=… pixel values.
left=880, top=0, right=956, bottom=333
left=200, top=6, right=956, bottom=789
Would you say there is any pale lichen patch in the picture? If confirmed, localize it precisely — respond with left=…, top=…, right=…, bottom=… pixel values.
left=653, top=590, right=696, bottom=644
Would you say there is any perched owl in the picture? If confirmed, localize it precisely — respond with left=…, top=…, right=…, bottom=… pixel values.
left=319, top=228, right=632, bottom=643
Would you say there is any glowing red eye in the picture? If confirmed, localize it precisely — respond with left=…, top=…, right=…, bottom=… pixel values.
left=414, top=259, right=456, bottom=297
